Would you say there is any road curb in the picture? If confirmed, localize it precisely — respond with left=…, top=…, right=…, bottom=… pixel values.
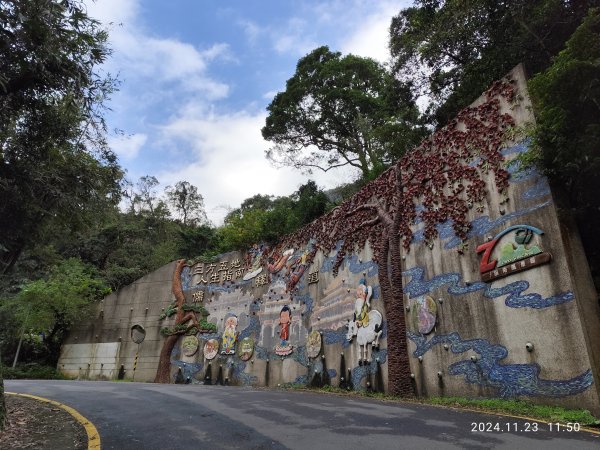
left=5, top=392, right=101, bottom=449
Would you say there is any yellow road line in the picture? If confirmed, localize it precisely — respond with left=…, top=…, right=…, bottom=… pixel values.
left=6, top=391, right=101, bottom=449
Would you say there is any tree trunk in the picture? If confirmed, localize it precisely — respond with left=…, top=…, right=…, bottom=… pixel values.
left=153, top=260, right=187, bottom=383
left=153, top=334, right=179, bottom=383
left=387, top=215, right=414, bottom=396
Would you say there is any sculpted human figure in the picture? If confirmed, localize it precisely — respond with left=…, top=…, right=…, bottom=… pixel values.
left=354, top=279, right=372, bottom=330
left=221, top=314, right=238, bottom=355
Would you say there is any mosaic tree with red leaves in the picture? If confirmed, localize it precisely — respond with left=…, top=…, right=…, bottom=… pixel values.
left=267, top=78, right=518, bottom=395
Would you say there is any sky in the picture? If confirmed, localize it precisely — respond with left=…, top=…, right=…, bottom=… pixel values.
left=84, top=0, right=412, bottom=224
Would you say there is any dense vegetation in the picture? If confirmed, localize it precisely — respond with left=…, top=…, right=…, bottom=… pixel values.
left=0, top=0, right=598, bottom=392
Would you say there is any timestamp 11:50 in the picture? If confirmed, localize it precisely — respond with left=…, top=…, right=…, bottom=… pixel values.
left=471, top=422, right=581, bottom=432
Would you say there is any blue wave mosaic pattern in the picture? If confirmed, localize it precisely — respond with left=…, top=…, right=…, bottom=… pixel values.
left=403, top=266, right=573, bottom=309
left=170, top=345, right=203, bottom=383
left=238, top=315, right=261, bottom=341
left=351, top=348, right=388, bottom=390
left=407, top=331, right=593, bottom=398
left=411, top=200, right=552, bottom=250
left=320, top=241, right=379, bottom=278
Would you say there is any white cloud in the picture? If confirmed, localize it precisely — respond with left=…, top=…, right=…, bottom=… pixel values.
left=85, top=0, right=233, bottom=99
left=339, top=1, right=407, bottom=62
left=238, top=19, right=263, bottom=45
left=158, top=109, right=357, bottom=225
left=109, top=133, right=147, bottom=161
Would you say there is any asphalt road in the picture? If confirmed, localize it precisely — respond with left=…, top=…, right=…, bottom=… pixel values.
left=5, top=380, right=600, bottom=450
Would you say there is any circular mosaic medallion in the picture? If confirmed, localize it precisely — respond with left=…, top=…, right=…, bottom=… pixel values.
left=237, top=336, right=254, bottom=361
left=182, top=335, right=199, bottom=357
left=306, top=330, right=322, bottom=358
left=413, top=295, right=437, bottom=334
left=203, top=338, right=219, bottom=360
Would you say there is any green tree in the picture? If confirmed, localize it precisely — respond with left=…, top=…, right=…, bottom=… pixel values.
left=262, top=46, right=424, bottom=180
left=0, top=0, right=123, bottom=274
left=528, top=8, right=600, bottom=288
left=389, top=0, right=597, bottom=126
left=217, top=182, right=332, bottom=252
left=1, top=258, right=110, bottom=365
left=165, top=181, right=208, bottom=226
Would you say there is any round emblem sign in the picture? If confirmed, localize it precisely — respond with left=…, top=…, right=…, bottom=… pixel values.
left=182, top=335, right=199, bottom=357
left=306, top=330, right=322, bottom=358
left=412, top=295, right=437, bottom=335
left=237, top=336, right=254, bottom=361
left=203, top=339, right=219, bottom=360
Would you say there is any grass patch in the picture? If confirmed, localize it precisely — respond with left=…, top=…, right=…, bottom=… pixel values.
left=281, top=384, right=600, bottom=426
left=425, top=397, right=599, bottom=426
left=1, top=364, right=72, bottom=380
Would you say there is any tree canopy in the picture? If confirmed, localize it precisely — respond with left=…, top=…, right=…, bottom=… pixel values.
left=262, top=46, right=425, bottom=181
left=389, top=0, right=597, bottom=126
left=0, top=0, right=123, bottom=274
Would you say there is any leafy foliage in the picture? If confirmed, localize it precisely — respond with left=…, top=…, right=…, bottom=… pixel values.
left=1, top=258, right=110, bottom=365
left=165, top=181, right=209, bottom=226
left=217, top=181, right=332, bottom=251
left=528, top=8, right=600, bottom=287
left=389, top=0, right=597, bottom=126
left=262, top=46, right=425, bottom=180
left=0, top=0, right=123, bottom=274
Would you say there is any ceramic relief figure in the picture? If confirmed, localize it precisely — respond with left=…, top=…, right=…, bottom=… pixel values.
left=354, top=279, right=372, bottom=328
left=346, top=279, right=383, bottom=365
left=275, top=305, right=293, bottom=356
left=306, top=330, right=322, bottom=358
left=221, top=314, right=238, bottom=355
left=203, top=339, right=218, bottom=360
left=285, top=241, right=315, bottom=292
left=243, top=244, right=265, bottom=280
left=414, top=295, right=437, bottom=335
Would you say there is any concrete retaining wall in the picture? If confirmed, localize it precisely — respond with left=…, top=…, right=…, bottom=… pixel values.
left=59, top=65, right=600, bottom=414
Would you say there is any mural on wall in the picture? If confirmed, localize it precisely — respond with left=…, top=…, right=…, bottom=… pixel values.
left=221, top=314, right=239, bottom=355
left=237, top=337, right=254, bottom=361
left=407, top=331, right=594, bottom=398
left=476, top=225, right=552, bottom=282
left=306, top=330, right=322, bottom=358
left=410, top=295, right=437, bottom=335
left=346, top=279, right=383, bottom=365
left=402, top=265, right=573, bottom=309
left=284, top=241, right=316, bottom=292
left=154, top=260, right=218, bottom=384
left=147, top=69, right=596, bottom=409
left=267, top=248, right=294, bottom=276
left=203, top=339, right=219, bottom=360
left=275, top=305, right=293, bottom=356
left=182, top=335, right=199, bottom=357
left=243, top=244, right=266, bottom=280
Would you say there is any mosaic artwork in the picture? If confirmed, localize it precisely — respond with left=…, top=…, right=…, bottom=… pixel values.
left=182, top=335, right=199, bottom=357
left=237, top=336, right=254, bottom=361
left=346, top=280, right=383, bottom=365
left=306, top=330, right=322, bottom=358
left=407, top=331, right=594, bottom=398
left=221, top=314, right=238, bottom=355
left=275, top=305, right=293, bottom=356
left=243, top=244, right=266, bottom=280
left=403, top=266, right=573, bottom=309
left=203, top=339, right=219, bottom=360
left=411, top=295, right=437, bottom=334
left=476, top=225, right=552, bottom=282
